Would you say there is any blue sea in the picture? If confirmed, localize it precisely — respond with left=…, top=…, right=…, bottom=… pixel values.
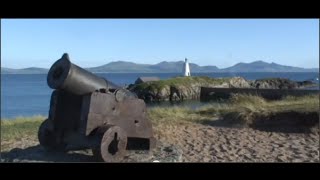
left=1, top=72, right=319, bottom=119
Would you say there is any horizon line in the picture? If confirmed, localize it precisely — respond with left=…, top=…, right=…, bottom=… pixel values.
left=2, top=59, right=319, bottom=70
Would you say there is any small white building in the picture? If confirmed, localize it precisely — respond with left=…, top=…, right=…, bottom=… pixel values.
left=183, top=58, right=191, bottom=76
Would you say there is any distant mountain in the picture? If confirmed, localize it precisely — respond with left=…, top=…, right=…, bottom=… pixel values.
left=1, top=67, right=14, bottom=74
left=87, top=61, right=151, bottom=73
left=88, top=60, right=219, bottom=73
left=150, top=61, right=185, bottom=72
left=220, top=61, right=318, bottom=72
left=1, top=60, right=318, bottom=74
left=1, top=67, right=48, bottom=74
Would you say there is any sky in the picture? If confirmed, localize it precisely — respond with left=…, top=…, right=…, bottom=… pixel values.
left=1, top=19, right=319, bottom=69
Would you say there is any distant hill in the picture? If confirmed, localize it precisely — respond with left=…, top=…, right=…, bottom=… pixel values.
left=87, top=61, right=152, bottom=73
left=221, top=61, right=318, bottom=72
left=1, top=67, right=48, bottom=74
left=87, top=61, right=219, bottom=73
left=1, top=60, right=318, bottom=74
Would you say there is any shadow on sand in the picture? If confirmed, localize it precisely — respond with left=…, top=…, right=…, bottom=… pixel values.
left=1, top=145, right=96, bottom=162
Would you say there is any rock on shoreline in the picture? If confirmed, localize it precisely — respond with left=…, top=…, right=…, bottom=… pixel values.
left=129, top=77, right=317, bottom=102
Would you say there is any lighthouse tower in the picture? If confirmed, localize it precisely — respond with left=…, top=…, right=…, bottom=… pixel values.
left=183, top=58, right=191, bottom=76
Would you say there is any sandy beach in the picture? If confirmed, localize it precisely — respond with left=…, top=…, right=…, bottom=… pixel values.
left=153, top=122, right=319, bottom=162
left=1, top=120, right=319, bottom=162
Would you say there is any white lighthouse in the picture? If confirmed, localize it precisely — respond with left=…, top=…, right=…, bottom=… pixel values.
left=183, top=58, right=191, bottom=76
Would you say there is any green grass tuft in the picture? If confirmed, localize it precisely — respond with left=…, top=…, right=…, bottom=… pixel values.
left=1, top=115, right=45, bottom=142
left=134, top=76, right=230, bottom=92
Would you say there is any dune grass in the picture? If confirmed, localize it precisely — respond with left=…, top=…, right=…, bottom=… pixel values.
left=1, top=115, right=45, bottom=143
left=197, top=94, right=318, bottom=114
left=195, top=94, right=319, bottom=127
left=149, top=94, right=319, bottom=127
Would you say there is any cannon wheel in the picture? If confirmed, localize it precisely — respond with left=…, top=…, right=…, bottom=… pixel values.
left=38, top=119, right=66, bottom=152
left=92, top=126, right=127, bottom=162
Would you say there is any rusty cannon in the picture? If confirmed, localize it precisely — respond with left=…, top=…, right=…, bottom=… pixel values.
left=38, top=53, right=156, bottom=162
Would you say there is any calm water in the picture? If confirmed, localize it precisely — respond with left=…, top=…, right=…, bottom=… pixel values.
left=1, top=72, right=319, bottom=119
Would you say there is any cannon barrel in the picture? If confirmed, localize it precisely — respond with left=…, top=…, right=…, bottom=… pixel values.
left=47, top=53, right=120, bottom=95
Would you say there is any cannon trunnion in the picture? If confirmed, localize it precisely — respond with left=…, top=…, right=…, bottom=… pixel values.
left=38, top=53, right=155, bottom=162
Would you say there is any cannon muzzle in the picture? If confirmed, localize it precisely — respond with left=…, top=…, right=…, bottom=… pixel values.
left=47, top=53, right=119, bottom=95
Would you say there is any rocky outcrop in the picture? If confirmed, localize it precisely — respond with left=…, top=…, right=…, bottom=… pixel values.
left=250, top=78, right=318, bottom=89
left=129, top=77, right=231, bottom=102
left=251, top=78, right=298, bottom=89
left=128, top=77, right=317, bottom=102
left=297, top=80, right=318, bottom=88
left=229, top=77, right=252, bottom=88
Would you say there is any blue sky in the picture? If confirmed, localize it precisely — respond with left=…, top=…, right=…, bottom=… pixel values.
left=1, top=19, right=319, bottom=69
